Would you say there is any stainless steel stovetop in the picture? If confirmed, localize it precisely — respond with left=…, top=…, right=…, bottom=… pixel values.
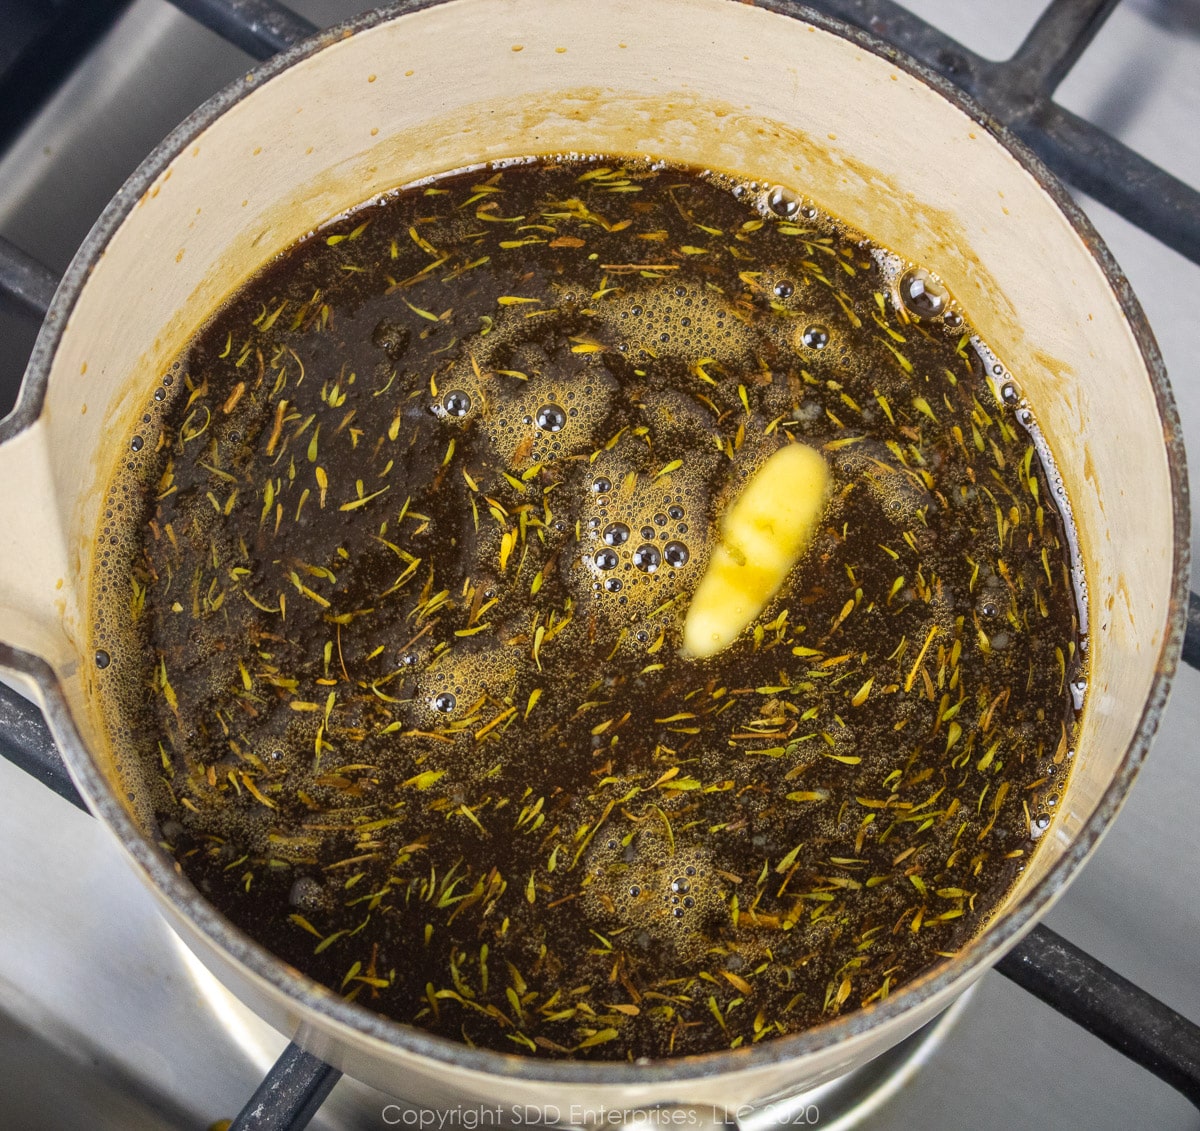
left=1, top=1, right=1198, bottom=1128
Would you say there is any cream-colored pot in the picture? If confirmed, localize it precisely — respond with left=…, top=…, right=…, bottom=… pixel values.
left=0, top=0, right=1188, bottom=1119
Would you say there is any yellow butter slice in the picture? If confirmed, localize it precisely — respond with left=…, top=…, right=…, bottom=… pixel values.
left=682, top=443, right=830, bottom=659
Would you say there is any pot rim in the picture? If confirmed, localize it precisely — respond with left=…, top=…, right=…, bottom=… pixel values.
left=0, top=0, right=1189, bottom=1088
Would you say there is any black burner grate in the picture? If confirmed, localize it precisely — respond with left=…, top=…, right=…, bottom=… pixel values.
left=0, top=0, right=1198, bottom=1127
left=0, top=0, right=131, bottom=153
left=802, top=0, right=1200, bottom=264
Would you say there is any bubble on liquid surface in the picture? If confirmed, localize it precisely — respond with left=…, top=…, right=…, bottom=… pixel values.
left=130, top=436, right=144, bottom=452
left=632, top=544, right=661, bottom=573
left=603, top=522, right=630, bottom=547
left=592, top=477, right=612, bottom=493
left=536, top=403, right=567, bottom=432
left=900, top=267, right=949, bottom=319
left=442, top=389, right=472, bottom=417
left=800, top=325, right=829, bottom=350
left=583, top=823, right=721, bottom=958
left=766, top=185, right=800, bottom=218
left=663, top=541, right=690, bottom=568
left=433, top=691, right=457, bottom=713
left=95, top=649, right=111, bottom=669
left=594, top=548, right=619, bottom=571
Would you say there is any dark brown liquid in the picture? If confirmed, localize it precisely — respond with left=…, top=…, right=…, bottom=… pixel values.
left=91, top=158, right=1083, bottom=1059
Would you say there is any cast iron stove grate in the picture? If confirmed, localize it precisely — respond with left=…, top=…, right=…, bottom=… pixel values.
left=0, top=1, right=1199, bottom=1127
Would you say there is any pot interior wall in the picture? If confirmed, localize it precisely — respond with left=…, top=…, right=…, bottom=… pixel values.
left=36, top=0, right=1175, bottom=916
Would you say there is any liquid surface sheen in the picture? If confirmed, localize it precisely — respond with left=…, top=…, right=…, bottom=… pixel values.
left=91, top=158, right=1084, bottom=1060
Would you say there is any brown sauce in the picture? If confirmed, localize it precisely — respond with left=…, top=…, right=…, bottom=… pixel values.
left=90, top=157, right=1084, bottom=1059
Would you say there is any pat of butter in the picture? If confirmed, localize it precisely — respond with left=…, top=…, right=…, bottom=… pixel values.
left=683, top=443, right=830, bottom=659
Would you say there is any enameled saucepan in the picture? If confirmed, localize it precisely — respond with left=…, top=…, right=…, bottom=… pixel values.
left=0, top=0, right=1187, bottom=1117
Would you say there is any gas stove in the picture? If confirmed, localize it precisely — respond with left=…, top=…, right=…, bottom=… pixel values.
left=1, top=1, right=1199, bottom=1128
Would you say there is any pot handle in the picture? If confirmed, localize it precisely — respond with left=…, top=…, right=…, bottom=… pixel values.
left=0, top=414, right=82, bottom=810
left=0, top=239, right=76, bottom=684
left=0, top=416, right=75, bottom=676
